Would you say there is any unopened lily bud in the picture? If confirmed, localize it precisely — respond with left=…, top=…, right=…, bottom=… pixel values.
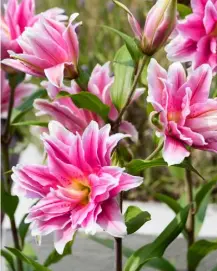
left=113, top=0, right=177, bottom=56
left=142, top=0, right=177, bottom=55
left=149, top=111, right=163, bottom=131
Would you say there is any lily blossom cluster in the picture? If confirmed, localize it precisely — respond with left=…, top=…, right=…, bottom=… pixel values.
left=34, top=62, right=143, bottom=141
left=2, top=13, right=81, bottom=87
left=166, top=0, right=217, bottom=72
left=147, top=59, right=217, bottom=165
left=1, top=69, right=37, bottom=118
left=12, top=121, right=142, bottom=253
left=0, top=0, right=67, bottom=60
left=114, top=0, right=177, bottom=55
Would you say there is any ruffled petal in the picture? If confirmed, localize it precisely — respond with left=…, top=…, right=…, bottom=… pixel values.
left=97, top=198, right=127, bottom=237
left=163, top=136, right=190, bottom=166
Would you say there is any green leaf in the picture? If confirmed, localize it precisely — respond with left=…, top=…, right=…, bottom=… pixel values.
left=177, top=4, right=192, bottom=18
left=155, top=194, right=181, bottom=214
left=11, top=121, right=48, bottom=127
left=194, top=180, right=217, bottom=236
left=44, top=237, right=75, bottom=267
left=12, top=89, right=47, bottom=124
left=16, top=89, right=47, bottom=112
left=18, top=214, right=30, bottom=248
left=111, top=45, right=135, bottom=111
left=195, top=180, right=217, bottom=208
left=187, top=240, right=217, bottom=271
left=211, top=265, right=217, bottom=271
left=124, top=206, right=189, bottom=271
left=1, top=186, right=19, bottom=219
left=126, top=158, right=204, bottom=180
left=5, top=247, right=51, bottom=271
left=1, top=249, right=16, bottom=271
left=143, top=257, right=176, bottom=271
left=76, top=68, right=90, bottom=90
left=155, top=193, right=189, bottom=240
left=124, top=206, right=151, bottom=234
left=102, top=25, right=141, bottom=62
left=57, top=91, right=110, bottom=121
left=88, top=236, right=133, bottom=258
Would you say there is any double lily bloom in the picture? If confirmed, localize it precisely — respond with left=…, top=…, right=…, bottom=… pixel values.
left=166, top=0, right=217, bottom=72
left=34, top=62, right=143, bottom=141
left=1, top=0, right=67, bottom=60
left=147, top=59, right=217, bottom=165
left=115, top=0, right=177, bottom=55
left=2, top=13, right=80, bottom=87
left=12, top=121, right=142, bottom=254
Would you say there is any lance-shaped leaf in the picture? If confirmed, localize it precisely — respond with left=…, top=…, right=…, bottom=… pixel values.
left=155, top=193, right=181, bottom=214
left=143, top=257, right=176, bottom=271
left=124, top=206, right=189, bottom=271
left=1, top=186, right=19, bottom=219
left=126, top=158, right=204, bottom=180
left=57, top=91, right=110, bottom=121
left=11, top=121, right=48, bottom=127
left=111, top=45, right=135, bottom=111
left=102, top=25, right=141, bottom=62
left=194, top=179, right=217, bottom=236
left=177, top=4, right=192, bottom=18
left=44, top=237, right=75, bottom=267
left=187, top=240, right=217, bottom=271
left=12, top=89, right=47, bottom=123
left=18, top=214, right=30, bottom=248
left=1, top=249, right=16, bottom=271
left=124, top=206, right=151, bottom=234
left=16, top=89, right=47, bottom=112
left=5, top=247, right=51, bottom=271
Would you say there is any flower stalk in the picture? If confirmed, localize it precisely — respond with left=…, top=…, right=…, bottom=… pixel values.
left=112, top=55, right=149, bottom=133
left=114, top=192, right=123, bottom=271
left=112, top=55, right=150, bottom=271
left=1, top=75, right=23, bottom=271
left=185, top=166, right=195, bottom=248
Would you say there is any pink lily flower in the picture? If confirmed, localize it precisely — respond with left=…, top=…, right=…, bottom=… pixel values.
left=165, top=0, right=217, bottom=72
left=12, top=121, right=143, bottom=254
left=147, top=59, right=217, bottom=166
left=1, top=69, right=37, bottom=118
left=114, top=0, right=176, bottom=55
left=0, top=0, right=67, bottom=60
left=34, top=62, right=144, bottom=141
left=2, top=13, right=81, bottom=87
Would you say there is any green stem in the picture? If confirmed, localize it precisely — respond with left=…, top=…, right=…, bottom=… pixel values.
left=112, top=55, right=149, bottom=271
left=145, top=139, right=164, bottom=161
left=112, top=55, right=150, bottom=133
left=1, top=74, right=23, bottom=271
left=185, top=166, right=195, bottom=249
left=114, top=192, right=123, bottom=271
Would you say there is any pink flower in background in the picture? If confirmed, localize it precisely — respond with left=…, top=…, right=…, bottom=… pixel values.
left=165, top=0, right=217, bottom=72
left=34, top=62, right=143, bottom=141
left=0, top=0, right=67, bottom=60
left=1, top=69, right=37, bottom=118
left=147, top=59, right=217, bottom=165
left=12, top=121, right=142, bottom=254
left=2, top=13, right=80, bottom=87
left=114, top=0, right=177, bottom=55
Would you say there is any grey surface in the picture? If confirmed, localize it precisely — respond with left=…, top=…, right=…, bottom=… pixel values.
left=2, top=231, right=217, bottom=271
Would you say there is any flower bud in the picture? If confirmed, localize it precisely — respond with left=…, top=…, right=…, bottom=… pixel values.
left=149, top=111, right=163, bottom=131
left=142, top=0, right=177, bottom=55
left=113, top=0, right=177, bottom=56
